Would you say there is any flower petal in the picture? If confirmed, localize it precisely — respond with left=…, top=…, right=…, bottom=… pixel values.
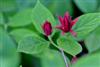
left=55, top=25, right=62, bottom=30
left=63, top=16, right=68, bottom=26
left=58, top=16, right=64, bottom=25
left=64, top=12, right=70, bottom=18
left=71, top=17, right=78, bottom=28
left=61, top=31, right=65, bottom=35
left=70, top=29, right=77, bottom=37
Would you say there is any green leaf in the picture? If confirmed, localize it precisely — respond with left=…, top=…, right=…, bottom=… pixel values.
left=0, top=0, right=17, bottom=12
left=8, top=8, right=33, bottom=27
left=72, top=52, right=100, bottom=67
left=73, top=13, right=100, bottom=40
left=57, top=35, right=82, bottom=56
left=10, top=28, right=35, bottom=42
left=32, top=0, right=56, bottom=34
left=17, top=35, right=49, bottom=55
left=0, top=13, right=4, bottom=25
left=0, top=28, right=20, bottom=67
left=20, top=48, right=70, bottom=67
left=40, top=49, right=70, bottom=67
left=85, top=27, right=100, bottom=53
left=74, top=0, right=98, bottom=13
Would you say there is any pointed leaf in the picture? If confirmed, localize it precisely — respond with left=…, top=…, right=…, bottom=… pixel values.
left=8, top=8, right=33, bottom=27
left=17, top=35, right=49, bottom=55
left=57, top=35, right=82, bottom=56
left=73, top=13, right=100, bottom=40
left=32, top=0, right=56, bottom=34
left=10, top=28, right=35, bottom=42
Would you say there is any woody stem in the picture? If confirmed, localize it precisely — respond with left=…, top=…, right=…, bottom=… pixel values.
left=48, top=36, right=69, bottom=67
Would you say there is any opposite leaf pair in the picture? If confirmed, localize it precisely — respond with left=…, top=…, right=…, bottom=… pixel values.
left=42, top=12, right=78, bottom=37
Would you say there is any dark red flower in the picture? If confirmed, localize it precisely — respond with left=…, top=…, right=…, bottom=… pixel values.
left=42, top=21, right=52, bottom=36
left=56, top=12, right=78, bottom=36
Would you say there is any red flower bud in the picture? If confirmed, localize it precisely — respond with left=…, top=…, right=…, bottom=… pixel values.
left=56, top=12, right=78, bottom=36
left=42, top=21, right=52, bottom=36
left=71, top=56, right=77, bottom=64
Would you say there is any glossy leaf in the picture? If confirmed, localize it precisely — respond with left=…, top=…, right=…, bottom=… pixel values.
left=10, top=28, right=35, bottom=42
left=0, top=28, right=20, bottom=67
left=32, top=0, right=56, bottom=34
left=57, top=35, right=82, bottom=56
left=73, top=13, right=100, bottom=40
left=72, top=52, right=100, bottom=67
left=85, top=27, right=100, bottom=53
left=74, top=0, right=98, bottom=13
left=8, top=8, right=33, bottom=27
left=18, top=35, right=49, bottom=55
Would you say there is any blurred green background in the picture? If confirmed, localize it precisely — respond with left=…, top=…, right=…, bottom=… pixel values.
left=0, top=0, right=100, bottom=67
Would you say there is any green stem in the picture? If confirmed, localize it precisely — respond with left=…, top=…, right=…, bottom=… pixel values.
left=48, top=36, right=69, bottom=67
left=48, top=36, right=60, bottom=49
